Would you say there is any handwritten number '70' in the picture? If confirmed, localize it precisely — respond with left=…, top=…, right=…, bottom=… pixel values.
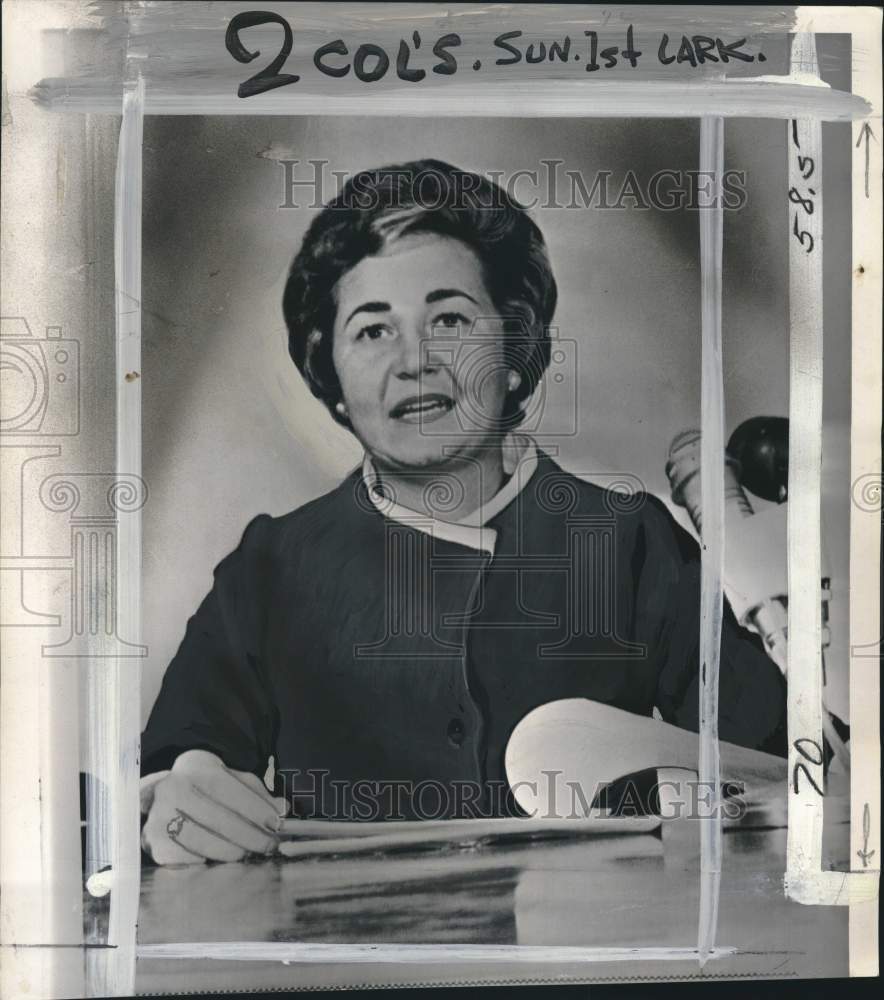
left=792, top=738, right=825, bottom=795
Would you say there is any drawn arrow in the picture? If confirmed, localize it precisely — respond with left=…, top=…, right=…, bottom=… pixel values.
left=855, top=123, right=877, bottom=199
left=857, top=801, right=875, bottom=868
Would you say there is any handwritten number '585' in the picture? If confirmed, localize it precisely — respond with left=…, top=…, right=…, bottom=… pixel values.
left=789, top=119, right=817, bottom=255
left=225, top=11, right=300, bottom=98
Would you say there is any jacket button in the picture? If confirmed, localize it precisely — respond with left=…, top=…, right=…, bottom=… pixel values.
left=447, top=717, right=465, bottom=747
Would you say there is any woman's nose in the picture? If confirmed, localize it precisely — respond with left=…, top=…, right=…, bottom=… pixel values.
left=395, top=325, right=438, bottom=380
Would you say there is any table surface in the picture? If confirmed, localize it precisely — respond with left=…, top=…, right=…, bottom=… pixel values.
left=131, top=799, right=852, bottom=994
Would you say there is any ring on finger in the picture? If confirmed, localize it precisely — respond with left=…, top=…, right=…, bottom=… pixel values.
left=165, top=811, right=186, bottom=841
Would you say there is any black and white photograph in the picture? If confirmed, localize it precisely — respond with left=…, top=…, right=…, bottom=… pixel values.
left=135, top=111, right=854, bottom=986
left=0, top=3, right=880, bottom=997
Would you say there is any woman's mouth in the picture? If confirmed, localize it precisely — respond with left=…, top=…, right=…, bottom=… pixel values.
left=389, top=393, right=455, bottom=424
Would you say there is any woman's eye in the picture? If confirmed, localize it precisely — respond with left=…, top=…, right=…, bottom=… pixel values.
left=355, top=323, right=393, bottom=342
left=433, top=312, right=469, bottom=330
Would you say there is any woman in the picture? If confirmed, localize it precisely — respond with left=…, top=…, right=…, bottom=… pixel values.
left=140, top=160, right=787, bottom=865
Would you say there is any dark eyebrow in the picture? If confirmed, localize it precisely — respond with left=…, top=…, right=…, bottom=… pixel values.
left=426, top=288, right=479, bottom=306
left=345, top=301, right=391, bottom=326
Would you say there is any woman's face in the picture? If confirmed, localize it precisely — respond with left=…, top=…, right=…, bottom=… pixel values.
left=331, top=232, right=514, bottom=470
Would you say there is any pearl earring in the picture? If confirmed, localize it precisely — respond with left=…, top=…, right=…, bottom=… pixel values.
left=335, top=401, right=348, bottom=416
left=507, top=371, right=522, bottom=392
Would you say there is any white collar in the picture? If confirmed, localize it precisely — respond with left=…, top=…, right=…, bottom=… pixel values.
left=361, top=434, right=539, bottom=555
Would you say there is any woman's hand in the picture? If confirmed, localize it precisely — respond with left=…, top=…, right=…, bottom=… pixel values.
left=140, top=749, right=288, bottom=865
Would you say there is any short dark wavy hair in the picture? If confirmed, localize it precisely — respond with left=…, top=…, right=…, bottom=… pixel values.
left=282, top=158, right=558, bottom=430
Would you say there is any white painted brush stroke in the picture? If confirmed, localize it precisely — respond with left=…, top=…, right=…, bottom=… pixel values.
left=102, top=74, right=145, bottom=999
left=847, top=9, right=883, bottom=976
left=697, top=113, right=725, bottom=965
left=785, top=32, right=827, bottom=890
left=136, top=942, right=737, bottom=965
left=783, top=32, right=880, bottom=921
left=33, top=78, right=869, bottom=120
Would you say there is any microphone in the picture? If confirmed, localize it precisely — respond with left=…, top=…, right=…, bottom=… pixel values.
left=665, top=421, right=848, bottom=770
left=665, top=428, right=788, bottom=672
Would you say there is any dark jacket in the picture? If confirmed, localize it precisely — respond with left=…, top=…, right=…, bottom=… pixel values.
left=141, top=451, right=787, bottom=819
